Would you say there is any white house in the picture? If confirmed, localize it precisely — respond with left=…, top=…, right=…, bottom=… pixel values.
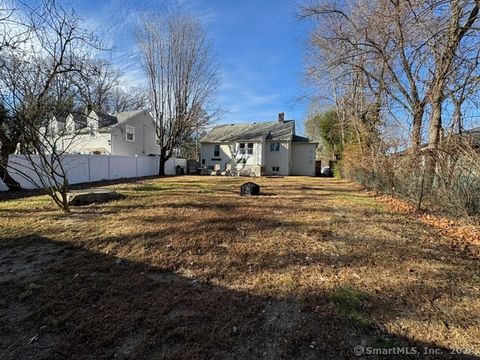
left=45, top=110, right=161, bottom=156
left=200, top=113, right=318, bottom=176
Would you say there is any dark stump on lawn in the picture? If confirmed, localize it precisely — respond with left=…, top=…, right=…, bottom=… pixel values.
left=240, top=182, right=260, bottom=196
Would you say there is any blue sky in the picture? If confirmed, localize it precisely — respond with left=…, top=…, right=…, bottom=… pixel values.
left=65, top=0, right=310, bottom=133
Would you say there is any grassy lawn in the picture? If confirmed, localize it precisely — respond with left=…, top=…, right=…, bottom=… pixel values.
left=0, top=176, right=479, bottom=359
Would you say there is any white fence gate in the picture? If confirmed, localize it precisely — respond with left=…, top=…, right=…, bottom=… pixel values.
left=0, top=154, right=187, bottom=191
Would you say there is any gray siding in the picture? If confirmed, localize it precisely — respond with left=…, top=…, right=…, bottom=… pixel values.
left=111, top=112, right=159, bottom=156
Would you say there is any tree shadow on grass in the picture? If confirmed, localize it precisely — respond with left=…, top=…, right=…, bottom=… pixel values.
left=1, top=235, right=477, bottom=360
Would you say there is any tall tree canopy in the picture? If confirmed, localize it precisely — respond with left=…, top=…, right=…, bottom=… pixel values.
left=135, top=12, right=220, bottom=175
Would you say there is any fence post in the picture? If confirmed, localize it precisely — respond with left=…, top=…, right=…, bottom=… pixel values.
left=87, top=154, right=91, bottom=183
left=135, top=155, right=138, bottom=178
left=108, top=154, right=111, bottom=180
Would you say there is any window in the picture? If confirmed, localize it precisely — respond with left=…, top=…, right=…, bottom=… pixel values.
left=247, top=143, right=253, bottom=154
left=89, top=124, right=96, bottom=138
left=126, top=125, right=135, bottom=142
left=239, top=143, right=246, bottom=155
left=214, top=144, right=220, bottom=157
left=66, top=118, right=73, bottom=134
left=270, top=142, right=280, bottom=151
left=202, top=159, right=205, bottom=165
left=50, top=123, right=57, bottom=136
left=272, top=166, right=280, bottom=172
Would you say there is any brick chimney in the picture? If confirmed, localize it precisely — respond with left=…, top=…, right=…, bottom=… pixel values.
left=278, top=112, right=285, bottom=123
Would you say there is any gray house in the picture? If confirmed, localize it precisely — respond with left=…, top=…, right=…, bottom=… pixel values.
left=200, top=113, right=317, bottom=176
left=46, top=110, right=161, bottom=156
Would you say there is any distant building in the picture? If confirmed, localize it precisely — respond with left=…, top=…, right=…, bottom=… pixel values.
left=43, top=110, right=161, bottom=156
left=199, top=113, right=318, bottom=176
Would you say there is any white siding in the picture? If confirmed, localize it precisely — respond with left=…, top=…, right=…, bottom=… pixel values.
left=201, top=141, right=263, bottom=174
left=64, top=132, right=112, bottom=154
left=201, top=143, right=234, bottom=170
left=65, top=114, right=75, bottom=133
left=200, top=139, right=315, bottom=177
left=49, top=111, right=159, bottom=156
left=264, top=141, right=290, bottom=176
left=234, top=142, right=262, bottom=167
left=290, top=143, right=316, bottom=176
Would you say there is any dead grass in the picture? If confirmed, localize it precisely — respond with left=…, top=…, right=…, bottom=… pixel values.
left=0, top=176, right=479, bottom=359
left=374, top=193, right=480, bottom=258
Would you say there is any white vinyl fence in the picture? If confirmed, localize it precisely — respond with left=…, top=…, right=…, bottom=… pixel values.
left=0, top=154, right=187, bottom=191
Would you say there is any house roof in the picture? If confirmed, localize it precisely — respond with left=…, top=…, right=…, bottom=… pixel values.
left=292, top=134, right=317, bottom=143
left=91, top=111, right=118, bottom=128
left=71, top=113, right=87, bottom=124
left=200, top=121, right=296, bottom=143
left=64, top=110, right=150, bottom=135
left=115, top=110, right=147, bottom=124
left=70, top=113, right=88, bottom=130
left=52, top=115, right=66, bottom=123
left=93, top=110, right=149, bottom=129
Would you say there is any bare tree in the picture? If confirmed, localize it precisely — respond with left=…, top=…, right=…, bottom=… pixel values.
left=301, top=0, right=480, bottom=215
left=0, top=0, right=101, bottom=211
left=0, top=101, right=22, bottom=189
left=0, top=0, right=32, bottom=50
left=425, top=0, right=479, bottom=150
left=446, top=47, right=480, bottom=134
left=0, top=0, right=32, bottom=189
left=74, top=58, right=122, bottom=113
left=108, top=86, right=147, bottom=113
left=302, top=0, right=430, bottom=149
left=73, top=58, right=146, bottom=113
left=135, top=12, right=220, bottom=175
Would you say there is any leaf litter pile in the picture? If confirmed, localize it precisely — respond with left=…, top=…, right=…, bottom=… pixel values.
left=0, top=177, right=479, bottom=359
left=375, top=194, right=480, bottom=259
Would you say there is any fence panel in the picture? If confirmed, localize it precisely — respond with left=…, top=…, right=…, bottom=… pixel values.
left=164, top=158, right=187, bottom=175
left=1, top=154, right=185, bottom=190
left=108, top=155, right=136, bottom=180
left=137, top=156, right=159, bottom=176
left=62, top=155, right=90, bottom=184
left=88, top=155, right=110, bottom=182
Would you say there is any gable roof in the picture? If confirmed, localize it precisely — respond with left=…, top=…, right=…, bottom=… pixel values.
left=88, top=110, right=150, bottom=130
left=52, top=115, right=66, bottom=123
left=115, top=110, right=147, bottom=123
left=200, top=120, right=295, bottom=143
left=68, top=113, right=88, bottom=130
left=91, top=111, right=118, bottom=128
left=65, top=110, right=151, bottom=134
left=292, top=134, right=316, bottom=143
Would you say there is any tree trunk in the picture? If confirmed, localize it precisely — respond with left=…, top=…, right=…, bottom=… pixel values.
left=425, top=94, right=443, bottom=188
left=159, top=150, right=166, bottom=176
left=411, top=106, right=424, bottom=150
left=159, top=159, right=166, bottom=176
left=428, top=96, right=442, bottom=151
left=452, top=100, right=462, bottom=135
left=0, top=144, right=22, bottom=191
left=60, top=190, right=70, bottom=213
